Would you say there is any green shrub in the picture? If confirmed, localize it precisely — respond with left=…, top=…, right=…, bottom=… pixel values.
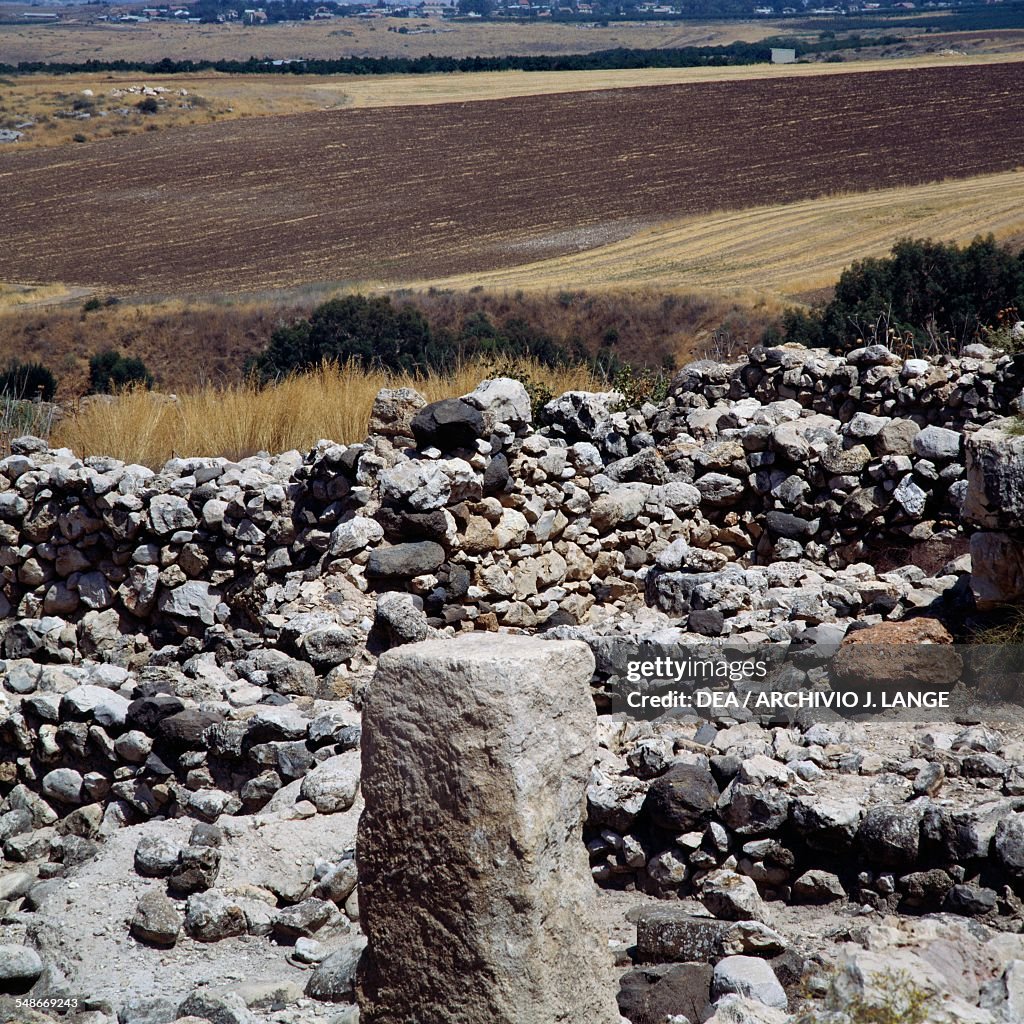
left=137, top=96, right=159, bottom=114
left=773, top=236, right=1024, bottom=354
left=610, top=363, right=671, bottom=408
left=0, top=360, right=58, bottom=401
left=251, top=295, right=571, bottom=382
left=82, top=296, right=102, bottom=313
left=253, top=295, right=436, bottom=381
left=88, top=350, right=154, bottom=394
left=1, top=395, right=57, bottom=455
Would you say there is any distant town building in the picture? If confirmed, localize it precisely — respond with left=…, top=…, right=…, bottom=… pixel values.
left=771, top=47, right=797, bottom=64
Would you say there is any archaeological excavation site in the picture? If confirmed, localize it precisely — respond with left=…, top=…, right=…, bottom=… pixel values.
left=6, top=340, right=1024, bottom=1024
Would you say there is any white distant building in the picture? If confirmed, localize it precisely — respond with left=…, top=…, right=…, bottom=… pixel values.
left=771, top=47, right=797, bottom=63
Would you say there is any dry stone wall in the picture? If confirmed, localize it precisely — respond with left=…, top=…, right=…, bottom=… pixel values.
left=2, top=342, right=1021, bottom=646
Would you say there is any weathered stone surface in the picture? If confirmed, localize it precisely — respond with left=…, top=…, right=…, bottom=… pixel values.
left=914, top=424, right=962, bottom=462
left=462, top=378, right=532, bottom=430
left=0, top=943, right=43, bottom=991
left=329, top=516, right=384, bottom=557
left=299, top=751, right=361, bottom=814
left=306, top=939, right=367, bottom=1003
left=635, top=907, right=729, bottom=964
left=368, top=387, right=427, bottom=439
left=130, top=890, right=183, bottom=946
left=696, top=473, right=745, bottom=507
left=41, top=768, right=84, bottom=805
left=365, top=541, right=445, bottom=579
left=963, top=426, right=1024, bottom=529
left=168, top=844, right=221, bottom=896
left=150, top=494, right=198, bottom=536
left=357, top=634, right=620, bottom=1024
left=970, top=530, right=1024, bottom=609
left=177, top=990, right=258, bottom=1024
left=373, top=592, right=431, bottom=648
left=711, top=957, right=787, bottom=1010
left=792, top=869, right=845, bottom=903
left=834, top=618, right=961, bottom=687
left=618, top=963, right=713, bottom=1024
left=134, top=835, right=182, bottom=877
left=701, top=870, right=768, bottom=923
left=410, top=398, right=485, bottom=450
left=641, top=763, right=719, bottom=833
left=876, top=418, right=920, bottom=455
left=541, top=391, right=622, bottom=440
left=299, top=628, right=364, bottom=670
left=273, top=897, right=337, bottom=941
left=157, top=581, right=221, bottom=625
left=856, top=804, right=922, bottom=869
left=185, top=890, right=247, bottom=942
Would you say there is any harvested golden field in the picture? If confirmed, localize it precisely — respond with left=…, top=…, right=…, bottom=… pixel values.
left=1, top=63, right=1022, bottom=299
left=414, top=169, right=1024, bottom=299
left=0, top=73, right=351, bottom=151
left=0, top=13, right=794, bottom=64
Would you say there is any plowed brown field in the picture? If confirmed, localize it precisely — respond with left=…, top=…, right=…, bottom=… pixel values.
left=1, top=62, right=1021, bottom=296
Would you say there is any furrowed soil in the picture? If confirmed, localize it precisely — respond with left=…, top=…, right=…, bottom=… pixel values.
left=1, top=62, right=1021, bottom=297
left=4, top=54, right=1020, bottom=154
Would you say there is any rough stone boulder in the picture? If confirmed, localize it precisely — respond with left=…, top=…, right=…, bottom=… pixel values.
left=410, top=398, right=485, bottom=450
left=356, top=633, right=620, bottom=1024
left=541, top=390, right=623, bottom=441
left=833, top=618, right=962, bottom=688
left=365, top=541, right=445, bottom=580
left=368, top=387, right=427, bottom=440
left=462, top=377, right=532, bottom=431
left=970, top=530, right=1024, bottom=610
left=641, top=763, right=719, bottom=833
left=962, top=425, right=1024, bottom=608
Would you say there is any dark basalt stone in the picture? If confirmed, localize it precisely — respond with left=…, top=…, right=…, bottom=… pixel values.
left=366, top=541, right=446, bottom=579
left=410, top=399, right=485, bottom=451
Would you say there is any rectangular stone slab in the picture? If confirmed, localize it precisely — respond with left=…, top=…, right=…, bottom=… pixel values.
left=356, top=633, right=621, bottom=1024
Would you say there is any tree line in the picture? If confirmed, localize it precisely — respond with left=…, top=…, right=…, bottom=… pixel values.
left=0, top=35, right=899, bottom=76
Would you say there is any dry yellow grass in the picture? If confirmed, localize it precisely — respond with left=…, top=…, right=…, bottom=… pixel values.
left=395, top=169, right=1024, bottom=302
left=0, top=281, right=88, bottom=308
left=0, top=73, right=348, bottom=151
left=52, top=358, right=601, bottom=466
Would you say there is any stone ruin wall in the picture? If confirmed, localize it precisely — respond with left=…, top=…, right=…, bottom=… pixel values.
left=6, top=340, right=1024, bottom=959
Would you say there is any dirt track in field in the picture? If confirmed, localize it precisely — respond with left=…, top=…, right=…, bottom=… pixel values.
left=1, top=62, right=1021, bottom=295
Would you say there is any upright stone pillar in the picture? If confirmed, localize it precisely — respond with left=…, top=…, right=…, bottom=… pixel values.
left=356, top=633, right=621, bottom=1024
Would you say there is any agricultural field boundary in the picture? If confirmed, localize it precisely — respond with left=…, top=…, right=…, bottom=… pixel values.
left=312, top=49, right=1024, bottom=107
left=2, top=63, right=1021, bottom=297
left=391, top=169, right=1024, bottom=301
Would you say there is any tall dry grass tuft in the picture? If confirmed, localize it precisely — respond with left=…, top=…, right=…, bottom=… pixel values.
left=53, top=358, right=601, bottom=467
